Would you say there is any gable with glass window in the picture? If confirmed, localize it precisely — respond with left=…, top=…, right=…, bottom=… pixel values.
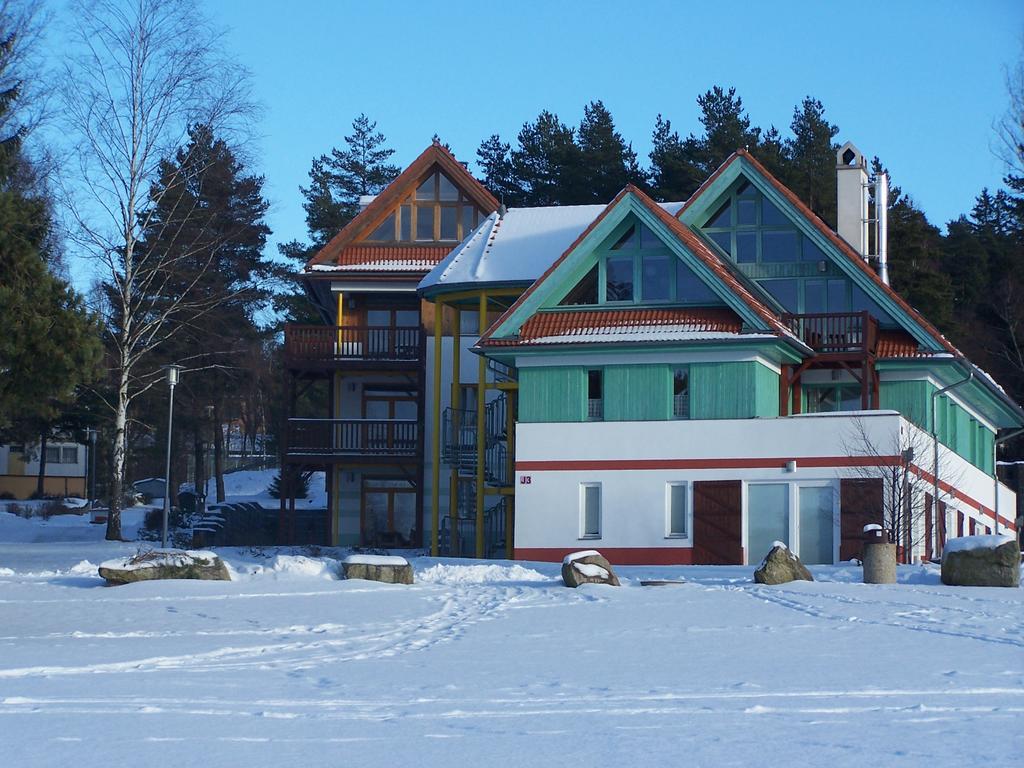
left=559, top=217, right=723, bottom=307
left=364, top=169, right=485, bottom=244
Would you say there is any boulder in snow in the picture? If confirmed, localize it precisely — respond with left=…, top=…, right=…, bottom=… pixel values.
left=99, top=549, right=230, bottom=585
left=941, top=535, right=1020, bottom=588
left=754, top=543, right=813, bottom=585
left=561, top=550, right=620, bottom=587
left=342, top=554, right=413, bottom=585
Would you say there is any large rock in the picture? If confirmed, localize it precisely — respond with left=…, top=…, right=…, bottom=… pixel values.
left=561, top=550, right=620, bottom=587
left=941, top=535, right=1020, bottom=588
left=99, top=549, right=230, bottom=585
left=754, top=544, right=813, bottom=585
left=342, top=555, right=413, bottom=584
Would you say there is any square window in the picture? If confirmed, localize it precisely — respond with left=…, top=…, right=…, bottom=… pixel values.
left=605, top=256, right=634, bottom=302
left=666, top=483, right=688, bottom=537
left=45, top=445, right=60, bottom=464
left=581, top=484, right=601, bottom=538
left=762, top=230, right=799, bottom=262
left=61, top=446, right=78, bottom=464
left=641, top=253, right=671, bottom=301
left=416, top=206, right=434, bottom=240
left=440, top=206, right=458, bottom=240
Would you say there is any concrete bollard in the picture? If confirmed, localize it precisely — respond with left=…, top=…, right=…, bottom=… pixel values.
left=863, top=542, right=897, bottom=584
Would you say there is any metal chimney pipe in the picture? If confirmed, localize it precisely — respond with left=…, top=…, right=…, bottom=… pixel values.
left=875, top=173, right=890, bottom=285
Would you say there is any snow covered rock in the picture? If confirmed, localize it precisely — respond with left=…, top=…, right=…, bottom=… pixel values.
left=561, top=550, right=620, bottom=587
left=342, top=554, right=413, bottom=585
left=754, top=543, right=813, bottom=585
left=941, top=535, right=1020, bottom=588
left=98, top=549, right=230, bottom=585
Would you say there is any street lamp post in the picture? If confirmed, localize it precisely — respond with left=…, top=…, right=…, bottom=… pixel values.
left=161, top=365, right=183, bottom=549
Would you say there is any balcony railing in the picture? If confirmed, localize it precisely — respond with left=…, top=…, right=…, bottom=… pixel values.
left=284, top=324, right=424, bottom=365
left=286, top=418, right=419, bottom=458
left=781, top=311, right=879, bottom=356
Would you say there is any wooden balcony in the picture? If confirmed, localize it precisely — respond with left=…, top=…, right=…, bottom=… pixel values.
left=284, top=324, right=424, bottom=370
left=285, top=418, right=419, bottom=462
left=781, top=311, right=879, bottom=358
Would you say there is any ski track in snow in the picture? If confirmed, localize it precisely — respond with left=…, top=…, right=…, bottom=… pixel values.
left=734, top=583, right=1024, bottom=648
left=0, top=582, right=543, bottom=679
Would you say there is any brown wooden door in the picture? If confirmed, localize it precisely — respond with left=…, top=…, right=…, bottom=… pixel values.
left=839, top=478, right=883, bottom=561
left=693, top=480, right=743, bottom=565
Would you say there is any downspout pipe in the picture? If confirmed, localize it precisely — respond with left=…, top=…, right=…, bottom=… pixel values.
left=930, top=365, right=973, bottom=553
left=993, top=427, right=1024, bottom=536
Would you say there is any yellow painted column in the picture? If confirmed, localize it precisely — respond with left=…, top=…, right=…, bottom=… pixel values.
left=449, top=307, right=461, bottom=553
left=430, top=301, right=443, bottom=557
left=476, top=292, right=487, bottom=558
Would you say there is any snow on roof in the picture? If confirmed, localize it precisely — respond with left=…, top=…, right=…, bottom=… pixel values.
left=527, top=329, right=775, bottom=345
left=310, top=261, right=438, bottom=272
left=419, top=202, right=685, bottom=293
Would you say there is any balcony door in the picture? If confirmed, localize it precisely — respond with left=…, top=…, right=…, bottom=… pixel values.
left=361, top=476, right=416, bottom=547
left=366, top=309, right=420, bottom=358
left=363, top=392, right=417, bottom=453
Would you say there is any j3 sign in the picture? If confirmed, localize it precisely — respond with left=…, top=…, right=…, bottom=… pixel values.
left=519, top=475, right=532, bottom=485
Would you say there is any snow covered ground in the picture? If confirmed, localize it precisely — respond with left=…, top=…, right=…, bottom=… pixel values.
left=0, top=511, right=1022, bottom=767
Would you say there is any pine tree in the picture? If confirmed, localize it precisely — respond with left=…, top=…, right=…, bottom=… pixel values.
left=510, top=110, right=582, bottom=205
left=783, top=97, right=839, bottom=227
left=693, top=86, right=761, bottom=175
left=133, top=123, right=273, bottom=502
left=648, top=114, right=703, bottom=201
left=0, top=26, right=101, bottom=445
left=576, top=100, right=644, bottom=202
left=476, top=134, right=520, bottom=206
left=301, top=114, right=401, bottom=247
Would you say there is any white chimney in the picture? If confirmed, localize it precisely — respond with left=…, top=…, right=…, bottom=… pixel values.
left=836, top=141, right=869, bottom=258
left=358, top=195, right=377, bottom=212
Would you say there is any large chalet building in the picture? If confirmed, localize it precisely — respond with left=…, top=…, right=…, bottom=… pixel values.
left=281, top=139, right=1023, bottom=565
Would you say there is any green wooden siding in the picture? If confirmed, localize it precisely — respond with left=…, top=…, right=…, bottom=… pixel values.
left=604, top=364, right=672, bottom=421
left=690, top=362, right=778, bottom=419
left=879, top=380, right=935, bottom=431
left=880, top=381, right=996, bottom=474
left=518, top=367, right=586, bottom=423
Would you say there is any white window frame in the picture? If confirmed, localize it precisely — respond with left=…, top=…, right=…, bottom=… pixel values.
left=579, top=482, right=602, bottom=539
left=664, top=481, right=691, bottom=539
left=743, top=479, right=839, bottom=564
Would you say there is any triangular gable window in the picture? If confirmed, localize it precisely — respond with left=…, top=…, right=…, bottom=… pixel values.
left=559, top=265, right=599, bottom=306
left=555, top=216, right=725, bottom=307
left=365, top=169, right=484, bottom=243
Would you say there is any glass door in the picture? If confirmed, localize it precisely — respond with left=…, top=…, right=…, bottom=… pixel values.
left=798, top=486, right=834, bottom=564
left=747, top=483, right=789, bottom=561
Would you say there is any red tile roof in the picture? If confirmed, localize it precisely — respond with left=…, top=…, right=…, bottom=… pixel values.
left=336, top=245, right=453, bottom=268
left=876, top=329, right=929, bottom=358
left=520, top=307, right=744, bottom=342
left=306, top=142, right=499, bottom=268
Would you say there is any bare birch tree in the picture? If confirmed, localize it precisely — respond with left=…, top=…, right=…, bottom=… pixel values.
left=60, top=0, right=255, bottom=539
left=845, top=417, right=965, bottom=562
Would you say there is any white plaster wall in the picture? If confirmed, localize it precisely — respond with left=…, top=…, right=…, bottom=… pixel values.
left=514, top=413, right=1016, bottom=556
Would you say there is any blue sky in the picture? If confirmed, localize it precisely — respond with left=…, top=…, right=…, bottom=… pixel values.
left=197, top=1, right=1021, bottom=257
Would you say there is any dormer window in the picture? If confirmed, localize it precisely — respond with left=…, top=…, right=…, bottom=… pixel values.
left=558, top=218, right=722, bottom=307
left=365, top=170, right=483, bottom=243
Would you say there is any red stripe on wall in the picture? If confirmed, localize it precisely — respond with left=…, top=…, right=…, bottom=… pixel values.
left=512, top=455, right=1016, bottom=533
left=515, top=455, right=903, bottom=472
left=515, top=547, right=696, bottom=565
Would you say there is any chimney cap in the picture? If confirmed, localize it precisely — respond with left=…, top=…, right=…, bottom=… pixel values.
left=836, top=140, right=865, bottom=169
